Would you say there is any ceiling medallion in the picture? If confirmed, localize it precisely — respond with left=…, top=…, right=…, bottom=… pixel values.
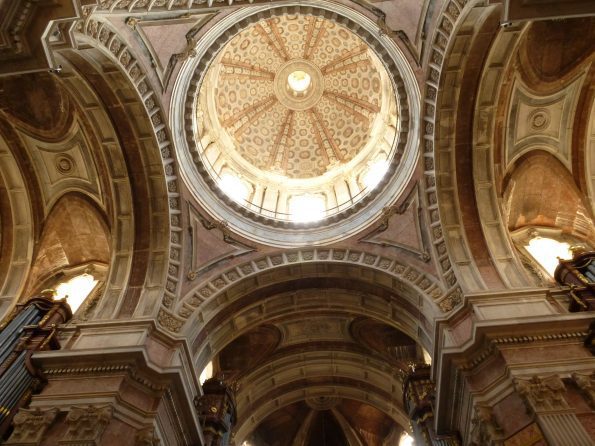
left=274, top=60, right=323, bottom=111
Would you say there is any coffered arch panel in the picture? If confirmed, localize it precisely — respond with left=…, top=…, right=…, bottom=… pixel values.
left=0, top=132, right=35, bottom=317
left=47, top=44, right=172, bottom=320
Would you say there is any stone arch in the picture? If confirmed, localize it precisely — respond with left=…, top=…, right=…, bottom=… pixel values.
left=0, top=131, right=35, bottom=317
left=69, top=16, right=184, bottom=320
left=175, top=248, right=452, bottom=324
left=24, top=192, right=110, bottom=297
left=192, top=286, right=430, bottom=373
left=427, top=1, right=538, bottom=291
left=44, top=36, right=174, bottom=319
left=179, top=250, right=449, bottom=369
left=234, top=361, right=410, bottom=443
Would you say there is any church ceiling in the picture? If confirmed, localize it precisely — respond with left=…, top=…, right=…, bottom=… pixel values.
left=203, top=15, right=385, bottom=179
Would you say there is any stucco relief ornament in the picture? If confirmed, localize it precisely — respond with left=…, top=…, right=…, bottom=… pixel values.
left=60, top=405, right=113, bottom=444
left=469, top=405, right=503, bottom=446
left=5, top=407, right=59, bottom=445
left=572, top=372, right=595, bottom=409
left=515, top=375, right=568, bottom=413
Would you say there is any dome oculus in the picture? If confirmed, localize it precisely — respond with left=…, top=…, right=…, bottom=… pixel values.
left=194, top=13, right=398, bottom=223
left=287, top=70, right=311, bottom=93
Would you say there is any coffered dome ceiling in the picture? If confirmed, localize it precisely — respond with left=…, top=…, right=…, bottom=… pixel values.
left=199, top=15, right=390, bottom=180
left=177, top=5, right=419, bottom=245
left=193, top=12, right=400, bottom=225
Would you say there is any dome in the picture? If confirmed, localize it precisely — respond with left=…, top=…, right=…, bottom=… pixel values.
left=176, top=4, right=420, bottom=246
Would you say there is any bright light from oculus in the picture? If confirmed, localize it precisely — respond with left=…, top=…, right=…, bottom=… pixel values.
left=287, top=70, right=311, bottom=93
left=218, top=173, right=249, bottom=204
left=289, top=194, right=325, bottom=222
left=399, top=433, right=415, bottom=446
left=54, top=273, right=98, bottom=313
left=525, top=237, right=573, bottom=277
left=362, top=159, right=389, bottom=190
left=199, top=361, right=213, bottom=385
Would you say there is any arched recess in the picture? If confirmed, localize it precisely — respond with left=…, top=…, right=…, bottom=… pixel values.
left=424, top=1, right=503, bottom=293
left=234, top=372, right=410, bottom=443
left=23, top=193, right=110, bottom=297
left=48, top=39, right=173, bottom=319
left=429, top=2, right=538, bottom=291
left=170, top=248, right=455, bottom=342
left=70, top=16, right=185, bottom=322
left=184, top=258, right=440, bottom=376
left=503, top=150, right=595, bottom=240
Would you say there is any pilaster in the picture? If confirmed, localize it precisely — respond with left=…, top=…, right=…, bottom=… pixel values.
left=514, top=375, right=593, bottom=446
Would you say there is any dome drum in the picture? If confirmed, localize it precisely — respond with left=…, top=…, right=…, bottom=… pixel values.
left=175, top=3, right=420, bottom=245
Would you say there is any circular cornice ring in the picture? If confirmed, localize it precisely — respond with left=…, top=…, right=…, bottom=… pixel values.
left=171, top=1, right=420, bottom=247
left=274, top=59, right=324, bottom=111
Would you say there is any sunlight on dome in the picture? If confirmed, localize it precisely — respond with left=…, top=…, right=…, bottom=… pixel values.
left=287, top=70, right=311, bottom=93
left=289, top=194, right=325, bottom=222
left=399, top=432, right=415, bottom=446
left=525, top=237, right=573, bottom=276
left=199, top=361, right=213, bottom=384
left=362, top=159, right=389, bottom=190
left=218, top=173, right=249, bottom=204
left=54, top=273, right=98, bottom=313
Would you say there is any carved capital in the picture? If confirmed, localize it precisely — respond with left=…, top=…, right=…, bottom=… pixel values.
left=59, top=405, right=113, bottom=445
left=5, top=407, right=59, bottom=446
left=514, top=375, right=568, bottom=413
left=469, top=405, right=503, bottom=446
left=572, top=372, right=595, bottom=409
left=135, top=426, right=160, bottom=446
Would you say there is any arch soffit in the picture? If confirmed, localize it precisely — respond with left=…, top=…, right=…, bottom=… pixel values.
left=193, top=287, right=428, bottom=373
left=71, top=16, right=185, bottom=319
left=237, top=350, right=406, bottom=406
left=234, top=381, right=410, bottom=443
left=171, top=249, right=458, bottom=340
left=24, top=192, right=110, bottom=294
left=53, top=24, right=175, bottom=319
left=425, top=0, right=534, bottom=292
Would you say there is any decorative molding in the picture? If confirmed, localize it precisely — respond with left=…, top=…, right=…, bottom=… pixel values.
left=96, top=0, right=271, bottom=13
left=157, top=308, right=184, bottom=333
left=60, top=405, right=113, bottom=446
left=469, top=404, right=503, bottom=446
left=43, top=364, right=168, bottom=392
left=572, top=372, right=595, bottom=410
left=514, top=375, right=568, bottom=414
left=459, top=331, right=588, bottom=372
left=420, top=0, right=467, bottom=299
left=178, top=247, right=448, bottom=330
left=75, top=18, right=183, bottom=317
left=5, top=407, right=59, bottom=446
